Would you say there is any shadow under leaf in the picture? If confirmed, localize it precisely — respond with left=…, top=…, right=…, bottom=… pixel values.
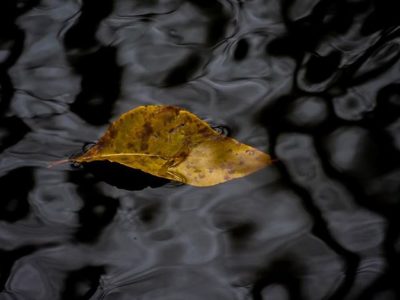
left=78, top=161, right=169, bottom=191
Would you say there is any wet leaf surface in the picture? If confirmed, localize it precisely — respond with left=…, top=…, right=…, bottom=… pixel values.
left=73, top=105, right=272, bottom=187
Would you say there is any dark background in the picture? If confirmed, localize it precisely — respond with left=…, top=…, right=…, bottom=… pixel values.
left=1, top=0, right=400, bottom=299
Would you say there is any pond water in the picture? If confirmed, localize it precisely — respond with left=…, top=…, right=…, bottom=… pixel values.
left=1, top=0, right=400, bottom=299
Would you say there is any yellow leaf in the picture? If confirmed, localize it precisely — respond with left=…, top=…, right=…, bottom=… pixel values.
left=72, top=105, right=272, bottom=187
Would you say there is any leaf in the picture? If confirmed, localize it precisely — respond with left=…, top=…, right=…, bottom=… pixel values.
left=72, top=105, right=272, bottom=187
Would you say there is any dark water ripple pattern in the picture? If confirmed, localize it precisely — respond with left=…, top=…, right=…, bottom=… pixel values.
left=0, top=0, right=400, bottom=299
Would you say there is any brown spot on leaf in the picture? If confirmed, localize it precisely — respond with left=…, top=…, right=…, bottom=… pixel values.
left=108, top=126, right=117, bottom=139
left=143, top=122, right=154, bottom=137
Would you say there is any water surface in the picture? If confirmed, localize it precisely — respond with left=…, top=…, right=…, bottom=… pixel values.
left=1, top=0, right=400, bottom=299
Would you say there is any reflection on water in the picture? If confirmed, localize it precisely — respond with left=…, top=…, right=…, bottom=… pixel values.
left=0, top=0, right=400, bottom=299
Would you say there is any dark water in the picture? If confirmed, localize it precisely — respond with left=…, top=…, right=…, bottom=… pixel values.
left=1, top=0, right=400, bottom=299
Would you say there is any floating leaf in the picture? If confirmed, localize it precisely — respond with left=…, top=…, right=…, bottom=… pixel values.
left=72, top=105, right=272, bottom=187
